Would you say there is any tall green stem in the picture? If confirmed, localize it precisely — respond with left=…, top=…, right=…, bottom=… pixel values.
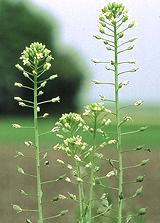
left=113, top=22, right=123, bottom=223
left=34, top=69, right=43, bottom=223
left=88, top=113, right=97, bottom=223
left=76, top=162, right=84, bottom=223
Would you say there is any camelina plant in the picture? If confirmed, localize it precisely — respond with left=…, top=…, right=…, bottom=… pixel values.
left=12, top=2, right=149, bottom=223
left=12, top=42, right=67, bottom=223
left=92, top=2, right=149, bottom=223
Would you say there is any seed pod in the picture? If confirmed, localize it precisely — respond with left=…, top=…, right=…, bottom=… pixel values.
left=138, top=208, right=147, bottom=216
left=26, top=219, right=32, bottom=223
left=12, top=204, right=23, bottom=213
left=135, top=186, right=143, bottom=196
left=140, top=159, right=149, bottom=166
left=136, top=176, right=144, bottom=182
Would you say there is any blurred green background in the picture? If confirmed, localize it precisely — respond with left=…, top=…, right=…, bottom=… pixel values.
left=0, top=0, right=159, bottom=223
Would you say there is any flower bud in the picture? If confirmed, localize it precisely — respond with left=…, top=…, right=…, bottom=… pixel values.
left=43, top=62, right=51, bottom=70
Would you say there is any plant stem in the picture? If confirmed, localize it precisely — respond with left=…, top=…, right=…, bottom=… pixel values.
left=114, top=22, right=123, bottom=223
left=76, top=162, right=84, bottom=223
left=34, top=69, right=43, bottom=223
left=87, top=113, right=97, bottom=223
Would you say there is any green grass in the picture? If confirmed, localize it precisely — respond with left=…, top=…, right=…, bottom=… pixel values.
left=0, top=111, right=159, bottom=149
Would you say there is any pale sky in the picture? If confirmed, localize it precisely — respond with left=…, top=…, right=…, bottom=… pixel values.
left=32, top=0, right=160, bottom=103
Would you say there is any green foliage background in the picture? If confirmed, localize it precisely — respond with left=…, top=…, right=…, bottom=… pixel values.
left=0, top=0, right=88, bottom=115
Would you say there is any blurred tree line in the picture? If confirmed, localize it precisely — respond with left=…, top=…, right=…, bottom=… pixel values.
left=0, top=0, right=88, bottom=116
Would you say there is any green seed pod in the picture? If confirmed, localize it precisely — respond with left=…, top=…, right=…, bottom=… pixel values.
left=60, top=210, right=68, bottom=216
left=99, top=16, right=105, bottom=22
left=26, top=219, right=32, bottom=223
left=138, top=208, right=147, bottom=216
left=135, top=186, right=143, bottom=196
left=139, top=126, right=148, bottom=132
left=128, top=20, right=135, bottom=28
left=12, top=204, right=23, bottom=213
left=140, top=159, right=149, bottom=166
left=118, top=32, right=124, bottom=38
left=136, top=176, right=144, bottom=182
left=99, top=25, right=105, bottom=34
left=136, top=144, right=145, bottom=150
left=122, top=15, right=128, bottom=23
left=100, top=22, right=106, bottom=27
left=52, top=196, right=59, bottom=202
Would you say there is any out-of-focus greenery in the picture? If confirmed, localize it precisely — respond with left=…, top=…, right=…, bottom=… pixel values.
left=0, top=0, right=88, bottom=115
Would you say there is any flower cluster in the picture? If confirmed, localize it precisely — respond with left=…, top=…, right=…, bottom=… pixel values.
left=16, top=42, right=53, bottom=70
left=83, top=102, right=111, bottom=116
left=55, top=112, right=85, bottom=133
left=101, top=2, right=127, bottom=21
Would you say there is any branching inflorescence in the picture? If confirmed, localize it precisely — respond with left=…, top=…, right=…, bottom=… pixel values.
left=92, top=2, right=149, bottom=223
left=12, top=42, right=65, bottom=223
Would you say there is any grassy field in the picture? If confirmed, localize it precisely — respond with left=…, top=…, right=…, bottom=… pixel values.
left=0, top=104, right=159, bottom=149
left=0, top=105, right=159, bottom=223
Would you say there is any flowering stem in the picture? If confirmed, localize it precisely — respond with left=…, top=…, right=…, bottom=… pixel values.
left=34, top=66, right=43, bottom=223
left=76, top=162, right=85, bottom=223
left=114, top=21, right=123, bottom=223
left=87, top=112, right=97, bottom=223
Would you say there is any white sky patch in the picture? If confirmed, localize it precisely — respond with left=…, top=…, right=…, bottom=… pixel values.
left=32, top=0, right=160, bottom=103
